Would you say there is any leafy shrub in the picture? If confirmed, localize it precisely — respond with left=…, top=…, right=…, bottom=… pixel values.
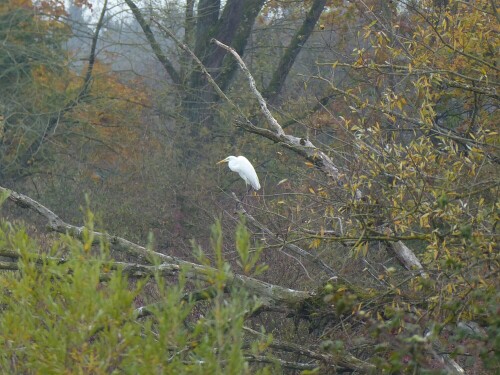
left=0, top=214, right=271, bottom=374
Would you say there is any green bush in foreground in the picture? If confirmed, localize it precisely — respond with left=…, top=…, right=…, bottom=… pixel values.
left=0, top=214, right=272, bottom=374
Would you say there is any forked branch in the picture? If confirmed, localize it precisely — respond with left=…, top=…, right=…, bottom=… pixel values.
left=211, top=38, right=341, bottom=181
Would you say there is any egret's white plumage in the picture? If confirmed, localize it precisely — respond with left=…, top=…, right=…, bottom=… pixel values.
left=217, top=155, right=261, bottom=190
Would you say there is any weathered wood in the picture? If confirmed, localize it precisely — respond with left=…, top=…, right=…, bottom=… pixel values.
left=389, top=240, right=428, bottom=278
left=0, top=186, right=312, bottom=309
left=211, top=38, right=341, bottom=182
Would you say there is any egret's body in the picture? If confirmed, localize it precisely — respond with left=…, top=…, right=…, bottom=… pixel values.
left=217, top=156, right=261, bottom=190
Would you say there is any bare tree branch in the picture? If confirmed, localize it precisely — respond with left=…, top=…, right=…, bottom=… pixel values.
left=389, top=241, right=428, bottom=278
left=0, top=260, right=17, bottom=271
left=79, top=0, right=108, bottom=99
left=243, top=326, right=376, bottom=372
left=211, top=38, right=341, bottom=181
left=0, top=186, right=312, bottom=309
left=232, top=193, right=337, bottom=278
left=196, top=39, right=427, bottom=278
left=243, top=355, right=318, bottom=371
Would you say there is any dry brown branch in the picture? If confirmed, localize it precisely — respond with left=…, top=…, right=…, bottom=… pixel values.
left=79, top=0, right=108, bottom=98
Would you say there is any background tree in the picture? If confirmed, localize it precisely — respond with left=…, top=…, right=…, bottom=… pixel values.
left=0, top=0, right=70, bottom=179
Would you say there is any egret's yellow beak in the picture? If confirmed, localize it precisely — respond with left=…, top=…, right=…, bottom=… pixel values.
left=216, top=158, right=228, bottom=165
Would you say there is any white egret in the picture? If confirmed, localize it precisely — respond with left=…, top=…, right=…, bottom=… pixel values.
left=216, top=156, right=261, bottom=191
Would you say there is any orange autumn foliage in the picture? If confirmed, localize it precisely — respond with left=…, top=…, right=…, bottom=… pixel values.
left=69, top=62, right=152, bottom=171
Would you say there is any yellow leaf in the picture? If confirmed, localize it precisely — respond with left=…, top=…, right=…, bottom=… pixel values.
left=309, top=238, right=321, bottom=249
left=420, top=213, right=430, bottom=228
